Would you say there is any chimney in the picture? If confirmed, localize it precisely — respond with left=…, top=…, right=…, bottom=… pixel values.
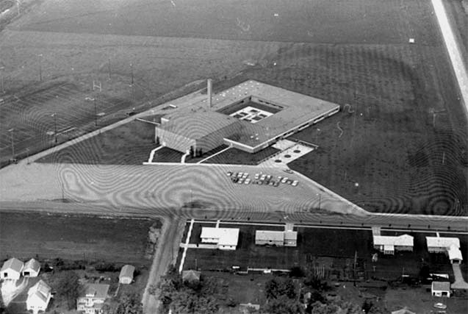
left=207, top=79, right=213, bottom=108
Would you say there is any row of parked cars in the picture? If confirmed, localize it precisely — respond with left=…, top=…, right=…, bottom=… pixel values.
left=227, top=171, right=299, bottom=187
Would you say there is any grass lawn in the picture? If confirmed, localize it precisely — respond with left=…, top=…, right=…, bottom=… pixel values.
left=0, top=212, right=160, bottom=265
left=1, top=0, right=466, bottom=216
left=37, top=120, right=156, bottom=165
left=181, top=222, right=468, bottom=280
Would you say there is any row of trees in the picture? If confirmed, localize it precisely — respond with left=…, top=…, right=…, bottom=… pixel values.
left=158, top=266, right=222, bottom=314
left=261, top=268, right=389, bottom=314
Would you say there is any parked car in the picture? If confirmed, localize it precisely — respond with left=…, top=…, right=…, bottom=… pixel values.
left=292, top=180, right=299, bottom=187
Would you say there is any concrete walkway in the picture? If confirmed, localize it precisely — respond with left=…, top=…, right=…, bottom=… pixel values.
left=451, top=264, right=468, bottom=289
left=432, top=0, right=468, bottom=118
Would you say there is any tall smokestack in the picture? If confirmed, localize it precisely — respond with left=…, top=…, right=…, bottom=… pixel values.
left=207, top=79, right=213, bottom=108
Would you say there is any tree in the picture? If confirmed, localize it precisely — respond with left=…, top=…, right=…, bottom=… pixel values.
left=265, top=278, right=297, bottom=300
left=262, top=296, right=304, bottom=314
left=311, top=299, right=361, bottom=314
left=116, top=293, right=143, bottom=314
left=289, top=266, right=305, bottom=278
left=52, top=271, right=81, bottom=310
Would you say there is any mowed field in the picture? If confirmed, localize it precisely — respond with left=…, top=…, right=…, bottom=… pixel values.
left=0, top=0, right=466, bottom=215
left=0, top=211, right=158, bottom=264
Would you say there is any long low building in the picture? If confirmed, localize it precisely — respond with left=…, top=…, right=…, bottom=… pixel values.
left=255, top=230, right=298, bottom=247
left=200, top=227, right=240, bottom=250
left=153, top=80, right=340, bottom=154
left=426, top=236, right=463, bottom=264
left=373, top=234, right=414, bottom=255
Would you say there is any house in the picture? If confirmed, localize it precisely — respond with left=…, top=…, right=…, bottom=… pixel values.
left=200, top=227, right=239, bottom=250
left=431, top=281, right=451, bottom=297
left=373, top=234, right=414, bottom=255
left=255, top=230, right=298, bottom=247
left=119, top=265, right=135, bottom=284
left=182, top=270, right=201, bottom=283
left=426, top=236, right=463, bottom=264
left=77, top=284, right=110, bottom=314
left=1, top=257, right=24, bottom=280
left=26, top=280, right=52, bottom=314
left=23, top=258, right=41, bottom=277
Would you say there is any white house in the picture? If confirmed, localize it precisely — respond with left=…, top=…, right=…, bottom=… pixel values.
left=23, top=258, right=41, bottom=277
left=1, top=258, right=24, bottom=280
left=26, top=280, right=52, bottom=314
left=200, top=227, right=239, bottom=250
left=426, top=236, right=463, bottom=264
left=255, top=230, right=298, bottom=247
left=373, top=234, right=414, bottom=255
left=77, top=284, right=110, bottom=314
left=431, top=281, right=451, bottom=297
left=119, top=265, right=135, bottom=284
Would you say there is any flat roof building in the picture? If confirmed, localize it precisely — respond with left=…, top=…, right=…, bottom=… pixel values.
left=255, top=230, right=298, bottom=247
left=200, top=227, right=240, bottom=250
left=153, top=80, right=340, bottom=154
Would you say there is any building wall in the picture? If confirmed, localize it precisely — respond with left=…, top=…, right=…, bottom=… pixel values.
left=155, top=128, right=196, bottom=153
left=394, top=245, right=413, bottom=251
left=428, top=246, right=447, bottom=253
left=218, top=244, right=236, bottom=250
left=2, top=270, right=20, bottom=280
left=256, top=239, right=284, bottom=246
left=119, top=277, right=132, bottom=284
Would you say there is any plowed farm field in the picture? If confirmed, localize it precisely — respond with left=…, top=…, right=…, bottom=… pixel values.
left=0, top=0, right=466, bottom=215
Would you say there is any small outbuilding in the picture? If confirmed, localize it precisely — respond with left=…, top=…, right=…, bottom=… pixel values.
left=23, top=258, right=41, bottom=277
left=431, top=281, right=451, bottom=298
left=182, top=270, right=201, bottom=283
left=26, top=280, right=52, bottom=314
left=119, top=265, right=135, bottom=284
left=1, top=257, right=24, bottom=280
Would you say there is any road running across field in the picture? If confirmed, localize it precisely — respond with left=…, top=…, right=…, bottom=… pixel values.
left=431, top=0, right=468, bottom=118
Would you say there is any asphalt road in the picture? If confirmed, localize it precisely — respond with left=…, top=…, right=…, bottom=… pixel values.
left=1, top=200, right=467, bottom=233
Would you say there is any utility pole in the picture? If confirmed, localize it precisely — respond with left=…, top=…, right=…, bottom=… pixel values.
left=8, top=128, right=15, bottom=160
left=85, top=97, right=97, bottom=126
left=0, top=66, right=4, bottom=94
left=52, top=113, right=57, bottom=143
left=38, top=54, right=43, bottom=81
left=130, top=63, right=134, bottom=85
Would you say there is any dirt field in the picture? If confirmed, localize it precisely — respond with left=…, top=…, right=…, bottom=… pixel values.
left=1, top=0, right=467, bottom=215
left=0, top=211, right=159, bottom=264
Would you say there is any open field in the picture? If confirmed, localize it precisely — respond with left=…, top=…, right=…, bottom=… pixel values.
left=0, top=0, right=467, bottom=215
left=38, top=120, right=156, bottom=165
left=180, top=222, right=468, bottom=279
left=0, top=212, right=159, bottom=264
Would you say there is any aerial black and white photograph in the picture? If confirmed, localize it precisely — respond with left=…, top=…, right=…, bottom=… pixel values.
left=0, top=0, right=467, bottom=313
